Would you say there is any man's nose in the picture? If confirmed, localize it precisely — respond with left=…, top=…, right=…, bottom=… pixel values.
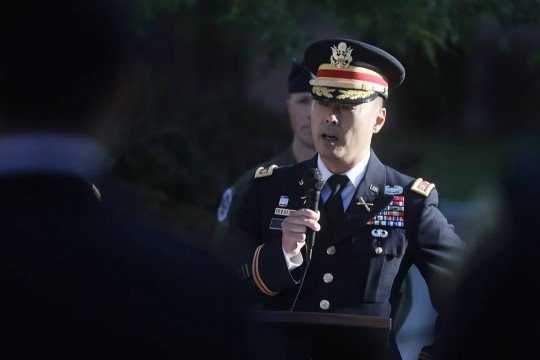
left=325, top=114, right=339, bottom=125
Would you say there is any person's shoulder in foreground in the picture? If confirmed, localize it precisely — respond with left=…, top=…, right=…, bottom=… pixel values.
left=435, top=149, right=540, bottom=360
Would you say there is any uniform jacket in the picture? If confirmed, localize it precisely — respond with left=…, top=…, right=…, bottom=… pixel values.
left=223, top=150, right=464, bottom=359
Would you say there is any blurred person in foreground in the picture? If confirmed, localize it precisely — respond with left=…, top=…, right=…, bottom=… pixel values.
left=436, top=145, right=540, bottom=359
left=220, top=38, right=465, bottom=359
left=434, top=23, right=540, bottom=359
left=0, top=1, right=246, bottom=359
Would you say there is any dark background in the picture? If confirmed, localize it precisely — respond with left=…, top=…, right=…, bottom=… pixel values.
left=110, top=0, right=540, bottom=249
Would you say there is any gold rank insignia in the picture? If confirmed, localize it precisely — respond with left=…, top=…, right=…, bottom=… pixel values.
left=411, top=178, right=435, bottom=197
left=254, top=165, right=278, bottom=178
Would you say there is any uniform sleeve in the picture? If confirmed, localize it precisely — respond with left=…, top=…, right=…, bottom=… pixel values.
left=217, top=176, right=299, bottom=304
left=214, top=168, right=256, bottom=251
left=414, top=189, right=464, bottom=304
left=410, top=188, right=466, bottom=359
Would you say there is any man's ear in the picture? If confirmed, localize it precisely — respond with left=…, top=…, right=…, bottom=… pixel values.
left=372, top=107, right=386, bottom=134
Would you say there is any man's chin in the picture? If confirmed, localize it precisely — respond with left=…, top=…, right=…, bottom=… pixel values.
left=315, top=144, right=342, bottom=158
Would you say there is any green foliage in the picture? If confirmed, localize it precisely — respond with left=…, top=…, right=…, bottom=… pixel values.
left=221, top=0, right=539, bottom=66
left=113, top=89, right=290, bottom=239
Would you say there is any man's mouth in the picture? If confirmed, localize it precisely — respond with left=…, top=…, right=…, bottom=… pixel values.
left=322, top=133, right=339, bottom=142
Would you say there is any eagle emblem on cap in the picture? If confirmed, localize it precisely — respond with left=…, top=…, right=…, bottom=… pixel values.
left=330, top=42, right=353, bottom=68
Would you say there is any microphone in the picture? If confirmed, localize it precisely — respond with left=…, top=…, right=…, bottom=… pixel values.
left=302, top=168, right=324, bottom=261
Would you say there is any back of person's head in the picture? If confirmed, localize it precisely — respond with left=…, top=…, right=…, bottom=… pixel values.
left=0, top=0, right=138, bottom=135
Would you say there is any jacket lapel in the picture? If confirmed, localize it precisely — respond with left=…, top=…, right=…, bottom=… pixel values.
left=329, top=151, right=393, bottom=245
left=287, top=156, right=319, bottom=210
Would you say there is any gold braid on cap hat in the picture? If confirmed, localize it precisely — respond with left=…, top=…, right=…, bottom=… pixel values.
left=311, top=86, right=376, bottom=100
left=337, top=89, right=376, bottom=100
left=311, top=86, right=335, bottom=98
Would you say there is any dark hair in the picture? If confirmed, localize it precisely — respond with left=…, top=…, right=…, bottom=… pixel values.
left=0, top=0, right=137, bottom=131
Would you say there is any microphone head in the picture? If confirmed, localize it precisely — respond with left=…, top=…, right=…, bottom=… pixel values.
left=303, top=168, right=325, bottom=191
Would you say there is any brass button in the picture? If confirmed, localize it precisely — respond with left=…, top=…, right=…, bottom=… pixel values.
left=326, top=246, right=336, bottom=255
left=319, top=300, right=330, bottom=310
left=323, top=273, right=334, bottom=283
left=375, top=246, right=383, bottom=255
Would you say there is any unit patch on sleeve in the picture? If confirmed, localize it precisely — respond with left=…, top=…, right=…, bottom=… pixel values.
left=254, top=165, right=278, bottom=178
left=411, top=178, right=435, bottom=197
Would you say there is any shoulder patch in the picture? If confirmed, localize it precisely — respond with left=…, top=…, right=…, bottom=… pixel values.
left=254, top=165, right=278, bottom=179
left=216, top=187, right=233, bottom=222
left=411, top=178, right=435, bottom=197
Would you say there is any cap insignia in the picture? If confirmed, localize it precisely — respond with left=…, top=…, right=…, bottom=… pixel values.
left=330, top=42, right=353, bottom=68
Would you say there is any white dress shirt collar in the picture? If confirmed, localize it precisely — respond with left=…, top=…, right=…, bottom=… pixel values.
left=316, top=152, right=371, bottom=189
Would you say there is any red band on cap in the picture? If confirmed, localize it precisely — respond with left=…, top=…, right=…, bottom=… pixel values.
left=317, top=69, right=388, bottom=87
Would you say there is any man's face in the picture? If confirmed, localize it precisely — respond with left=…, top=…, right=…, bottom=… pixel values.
left=287, top=92, right=314, bottom=148
left=311, top=97, right=386, bottom=172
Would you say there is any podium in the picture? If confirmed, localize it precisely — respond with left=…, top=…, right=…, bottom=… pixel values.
left=245, top=310, right=391, bottom=360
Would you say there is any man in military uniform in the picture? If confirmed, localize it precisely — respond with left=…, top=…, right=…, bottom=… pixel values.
left=221, top=38, right=464, bottom=360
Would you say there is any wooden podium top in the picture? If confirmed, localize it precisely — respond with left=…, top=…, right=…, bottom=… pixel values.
left=249, top=310, right=391, bottom=329
left=246, top=310, right=392, bottom=359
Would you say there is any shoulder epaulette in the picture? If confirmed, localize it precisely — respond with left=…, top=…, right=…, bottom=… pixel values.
left=254, top=165, right=278, bottom=179
left=411, top=178, right=435, bottom=197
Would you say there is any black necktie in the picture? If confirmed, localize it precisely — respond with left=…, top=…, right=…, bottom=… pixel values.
left=324, top=174, right=349, bottom=232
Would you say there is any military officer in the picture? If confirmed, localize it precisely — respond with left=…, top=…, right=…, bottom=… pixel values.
left=221, top=38, right=464, bottom=359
